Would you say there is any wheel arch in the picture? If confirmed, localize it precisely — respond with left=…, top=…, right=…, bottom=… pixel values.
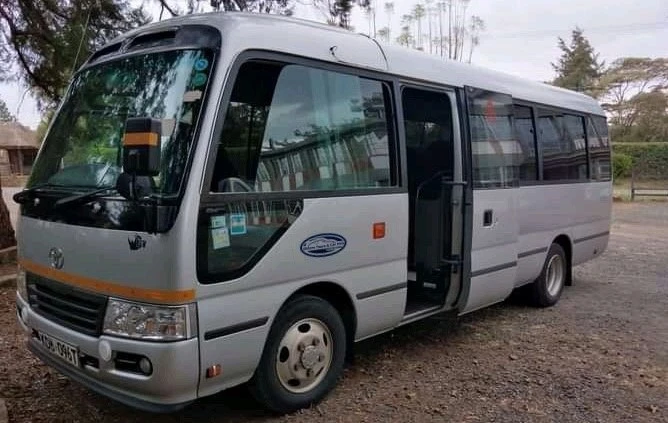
left=283, top=281, right=357, bottom=362
left=552, top=234, right=573, bottom=286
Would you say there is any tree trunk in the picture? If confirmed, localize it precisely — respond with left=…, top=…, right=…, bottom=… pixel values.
left=0, top=178, right=16, bottom=250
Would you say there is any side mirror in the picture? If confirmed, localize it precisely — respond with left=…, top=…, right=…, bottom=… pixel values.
left=122, top=117, right=162, bottom=176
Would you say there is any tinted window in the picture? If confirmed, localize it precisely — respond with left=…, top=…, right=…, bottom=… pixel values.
left=467, top=88, right=520, bottom=188
left=589, top=116, right=611, bottom=181
left=210, top=61, right=395, bottom=193
left=537, top=109, right=588, bottom=181
left=513, top=105, right=538, bottom=181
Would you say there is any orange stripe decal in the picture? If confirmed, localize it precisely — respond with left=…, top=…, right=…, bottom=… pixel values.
left=19, top=259, right=195, bottom=304
left=123, top=132, right=159, bottom=147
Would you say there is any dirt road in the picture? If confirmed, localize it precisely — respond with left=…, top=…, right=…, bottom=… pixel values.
left=1, top=202, right=666, bottom=422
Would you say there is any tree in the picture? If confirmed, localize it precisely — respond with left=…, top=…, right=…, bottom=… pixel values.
left=412, top=4, right=425, bottom=50
left=0, top=98, right=15, bottom=122
left=377, top=26, right=390, bottom=43
left=597, top=57, right=668, bottom=142
left=0, top=100, right=15, bottom=249
left=169, top=0, right=295, bottom=15
left=466, top=15, right=484, bottom=63
left=0, top=0, right=149, bottom=108
left=551, top=27, right=604, bottom=94
left=396, top=25, right=413, bottom=47
left=384, top=2, right=394, bottom=41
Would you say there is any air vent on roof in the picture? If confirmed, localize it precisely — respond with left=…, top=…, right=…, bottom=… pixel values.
left=126, top=30, right=177, bottom=51
left=88, top=42, right=122, bottom=63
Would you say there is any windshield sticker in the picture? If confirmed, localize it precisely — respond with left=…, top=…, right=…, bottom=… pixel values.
left=210, top=215, right=226, bottom=229
left=182, top=90, right=203, bottom=102
left=300, top=233, right=347, bottom=258
left=211, top=227, right=230, bottom=250
left=192, top=72, right=208, bottom=87
left=194, top=58, right=209, bottom=71
left=229, top=213, right=247, bottom=235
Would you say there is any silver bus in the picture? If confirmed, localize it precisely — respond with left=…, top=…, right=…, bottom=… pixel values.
left=13, top=12, right=612, bottom=414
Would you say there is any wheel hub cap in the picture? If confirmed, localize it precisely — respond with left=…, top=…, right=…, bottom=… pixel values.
left=275, top=318, right=333, bottom=394
left=300, top=346, right=320, bottom=369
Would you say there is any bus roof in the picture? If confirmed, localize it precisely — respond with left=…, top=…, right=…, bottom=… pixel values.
left=104, top=12, right=605, bottom=116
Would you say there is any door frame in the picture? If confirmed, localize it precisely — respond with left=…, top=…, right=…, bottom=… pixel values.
left=393, top=81, right=469, bottom=319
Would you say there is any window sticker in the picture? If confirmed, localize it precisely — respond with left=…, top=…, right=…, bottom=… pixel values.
left=210, top=215, right=226, bottom=229
left=211, top=227, right=230, bottom=249
left=192, top=72, right=208, bottom=87
left=229, top=213, right=247, bottom=235
left=194, top=58, right=209, bottom=71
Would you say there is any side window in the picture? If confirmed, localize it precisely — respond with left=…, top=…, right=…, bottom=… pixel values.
left=513, top=104, right=538, bottom=182
left=563, top=114, right=588, bottom=180
left=466, top=87, right=520, bottom=189
left=210, top=61, right=396, bottom=193
left=537, top=109, right=588, bottom=181
left=589, top=116, right=611, bottom=181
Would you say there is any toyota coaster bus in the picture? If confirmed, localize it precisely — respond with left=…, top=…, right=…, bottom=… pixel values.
left=13, top=12, right=612, bottom=414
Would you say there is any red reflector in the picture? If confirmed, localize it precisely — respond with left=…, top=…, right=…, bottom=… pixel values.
left=206, top=364, right=222, bottom=378
left=373, top=222, right=386, bottom=239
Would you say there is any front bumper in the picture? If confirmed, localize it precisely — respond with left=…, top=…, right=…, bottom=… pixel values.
left=16, top=293, right=199, bottom=413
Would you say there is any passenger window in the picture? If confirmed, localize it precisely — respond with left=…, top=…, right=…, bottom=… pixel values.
left=210, top=61, right=396, bottom=193
left=538, top=109, right=588, bottom=181
left=589, top=116, right=611, bottom=181
left=466, top=87, right=520, bottom=189
left=513, top=105, right=538, bottom=182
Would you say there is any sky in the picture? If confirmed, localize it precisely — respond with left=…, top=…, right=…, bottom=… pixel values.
left=1, top=0, right=667, bottom=129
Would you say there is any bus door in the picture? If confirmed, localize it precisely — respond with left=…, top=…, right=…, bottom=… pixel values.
left=401, top=86, right=465, bottom=315
left=460, top=87, right=520, bottom=314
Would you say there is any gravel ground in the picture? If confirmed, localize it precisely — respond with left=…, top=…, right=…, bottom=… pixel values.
left=1, top=202, right=667, bottom=423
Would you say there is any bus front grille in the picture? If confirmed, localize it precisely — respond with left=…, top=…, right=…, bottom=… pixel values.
left=27, top=273, right=107, bottom=337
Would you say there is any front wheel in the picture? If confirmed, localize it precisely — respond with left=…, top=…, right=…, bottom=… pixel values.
left=249, top=295, right=346, bottom=414
left=527, top=243, right=567, bottom=307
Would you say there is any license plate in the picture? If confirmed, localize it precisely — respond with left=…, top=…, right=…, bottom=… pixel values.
left=37, top=331, right=80, bottom=367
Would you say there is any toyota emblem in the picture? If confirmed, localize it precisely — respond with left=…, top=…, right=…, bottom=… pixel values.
left=48, top=248, right=64, bottom=269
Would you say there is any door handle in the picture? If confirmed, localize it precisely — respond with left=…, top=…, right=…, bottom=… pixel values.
left=483, top=209, right=494, bottom=227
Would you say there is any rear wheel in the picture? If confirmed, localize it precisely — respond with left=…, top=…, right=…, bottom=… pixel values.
left=249, top=295, right=346, bottom=413
left=527, top=243, right=567, bottom=307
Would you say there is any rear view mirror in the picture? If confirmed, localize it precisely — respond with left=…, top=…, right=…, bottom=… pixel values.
left=122, top=117, right=162, bottom=176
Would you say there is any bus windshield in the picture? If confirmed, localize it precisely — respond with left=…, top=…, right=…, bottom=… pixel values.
left=28, top=48, right=214, bottom=197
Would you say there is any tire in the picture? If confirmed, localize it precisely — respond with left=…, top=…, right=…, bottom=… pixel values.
left=527, top=243, right=567, bottom=307
left=249, top=295, right=347, bottom=414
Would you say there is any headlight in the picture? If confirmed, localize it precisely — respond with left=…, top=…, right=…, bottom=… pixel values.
left=103, top=298, right=197, bottom=341
left=16, top=267, right=27, bottom=301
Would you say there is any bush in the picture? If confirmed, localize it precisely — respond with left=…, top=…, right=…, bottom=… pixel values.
left=612, top=153, right=633, bottom=180
left=612, top=143, right=668, bottom=179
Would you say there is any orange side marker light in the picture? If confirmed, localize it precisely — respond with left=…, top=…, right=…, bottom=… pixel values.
left=206, top=364, right=222, bottom=378
left=373, top=222, right=386, bottom=239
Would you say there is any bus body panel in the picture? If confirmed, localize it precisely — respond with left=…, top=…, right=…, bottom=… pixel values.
left=17, top=217, right=191, bottom=298
left=196, top=194, right=408, bottom=396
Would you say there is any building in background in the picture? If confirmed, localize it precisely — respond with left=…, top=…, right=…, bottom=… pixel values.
left=0, top=122, right=39, bottom=176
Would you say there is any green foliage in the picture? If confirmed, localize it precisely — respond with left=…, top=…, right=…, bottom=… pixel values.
left=598, top=58, right=668, bottom=145
left=0, top=0, right=149, bottom=108
left=613, top=143, right=668, bottom=179
left=0, top=98, right=15, bottom=122
left=612, top=152, right=633, bottom=180
left=551, top=27, right=603, bottom=94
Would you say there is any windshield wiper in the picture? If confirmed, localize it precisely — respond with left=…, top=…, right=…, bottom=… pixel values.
left=54, top=187, right=118, bottom=208
left=12, top=183, right=64, bottom=205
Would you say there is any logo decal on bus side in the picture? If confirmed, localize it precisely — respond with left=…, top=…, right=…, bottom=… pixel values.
left=300, top=234, right=347, bottom=258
